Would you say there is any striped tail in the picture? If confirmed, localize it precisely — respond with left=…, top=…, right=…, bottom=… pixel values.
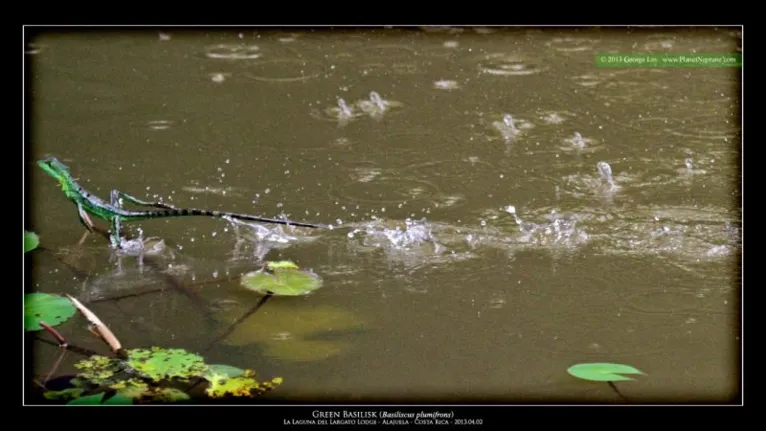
left=155, top=208, right=328, bottom=229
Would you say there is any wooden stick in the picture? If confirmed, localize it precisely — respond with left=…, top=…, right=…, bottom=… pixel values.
left=39, top=321, right=68, bottom=347
left=66, top=294, right=123, bottom=354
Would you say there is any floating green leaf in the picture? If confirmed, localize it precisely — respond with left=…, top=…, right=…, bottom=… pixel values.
left=110, top=379, right=149, bottom=399
left=241, top=267, right=322, bottom=296
left=74, top=355, right=123, bottom=386
left=103, top=393, right=133, bottom=405
left=147, top=387, right=191, bottom=403
left=54, top=344, right=282, bottom=404
left=44, top=387, right=84, bottom=401
left=67, top=393, right=105, bottom=405
left=125, top=347, right=207, bottom=382
left=205, top=364, right=246, bottom=379
left=266, top=260, right=300, bottom=270
left=24, top=293, right=77, bottom=331
left=205, top=370, right=282, bottom=398
left=567, top=363, right=646, bottom=382
left=24, top=231, right=39, bottom=253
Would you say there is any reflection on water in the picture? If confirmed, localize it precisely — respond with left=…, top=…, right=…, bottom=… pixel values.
left=29, top=27, right=740, bottom=403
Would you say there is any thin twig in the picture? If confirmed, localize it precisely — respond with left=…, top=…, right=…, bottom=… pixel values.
left=35, top=336, right=104, bottom=357
left=201, top=293, right=273, bottom=354
left=43, top=348, right=68, bottom=386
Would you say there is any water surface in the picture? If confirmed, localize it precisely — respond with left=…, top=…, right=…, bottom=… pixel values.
left=26, top=26, right=741, bottom=403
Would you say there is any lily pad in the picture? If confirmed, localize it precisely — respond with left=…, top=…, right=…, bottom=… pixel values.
left=126, top=347, right=207, bottom=382
left=24, top=231, right=39, bottom=253
left=567, top=363, right=646, bottom=382
left=24, top=293, right=77, bottom=331
left=103, top=393, right=134, bottom=405
left=241, top=266, right=322, bottom=296
left=67, top=393, right=105, bottom=405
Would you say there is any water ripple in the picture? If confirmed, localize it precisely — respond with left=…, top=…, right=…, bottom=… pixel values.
left=477, top=53, right=549, bottom=76
left=244, top=58, right=326, bottom=82
left=204, top=44, right=261, bottom=60
left=330, top=174, right=442, bottom=206
left=545, top=36, right=599, bottom=53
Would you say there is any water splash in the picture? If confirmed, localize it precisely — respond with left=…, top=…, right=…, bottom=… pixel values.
left=313, top=98, right=361, bottom=127
left=572, top=132, right=586, bottom=149
left=677, top=156, right=708, bottom=177
left=493, top=114, right=518, bottom=140
left=382, top=218, right=435, bottom=249
left=222, top=215, right=319, bottom=249
left=597, top=161, right=617, bottom=190
left=558, top=132, right=603, bottom=154
left=502, top=205, right=541, bottom=235
left=337, top=98, right=354, bottom=118
left=490, top=113, right=535, bottom=143
left=356, top=91, right=403, bottom=120
left=538, top=111, right=569, bottom=124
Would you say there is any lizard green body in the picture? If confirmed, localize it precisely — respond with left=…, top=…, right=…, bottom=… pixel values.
left=37, top=157, right=328, bottom=248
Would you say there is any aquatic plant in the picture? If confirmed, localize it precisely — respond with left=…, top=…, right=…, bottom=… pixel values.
left=567, top=362, right=646, bottom=402
left=567, top=362, right=646, bottom=382
left=24, top=293, right=76, bottom=332
left=24, top=230, right=39, bottom=253
left=28, top=292, right=282, bottom=404
left=43, top=347, right=282, bottom=404
left=240, top=260, right=323, bottom=296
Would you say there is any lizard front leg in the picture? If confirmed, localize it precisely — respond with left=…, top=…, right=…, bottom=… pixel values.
left=77, top=203, right=95, bottom=233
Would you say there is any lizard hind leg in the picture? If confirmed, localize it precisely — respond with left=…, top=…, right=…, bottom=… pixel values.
left=111, top=189, right=178, bottom=210
left=109, top=217, right=122, bottom=249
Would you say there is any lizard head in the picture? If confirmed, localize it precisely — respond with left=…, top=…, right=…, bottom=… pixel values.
left=38, top=157, right=73, bottom=186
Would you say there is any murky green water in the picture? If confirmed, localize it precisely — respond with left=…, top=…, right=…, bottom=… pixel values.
left=26, top=27, right=741, bottom=403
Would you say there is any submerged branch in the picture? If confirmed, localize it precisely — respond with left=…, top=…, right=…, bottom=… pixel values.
left=35, top=336, right=104, bottom=357
left=82, top=224, right=217, bottom=329
left=86, top=272, right=241, bottom=305
left=201, top=293, right=273, bottom=354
